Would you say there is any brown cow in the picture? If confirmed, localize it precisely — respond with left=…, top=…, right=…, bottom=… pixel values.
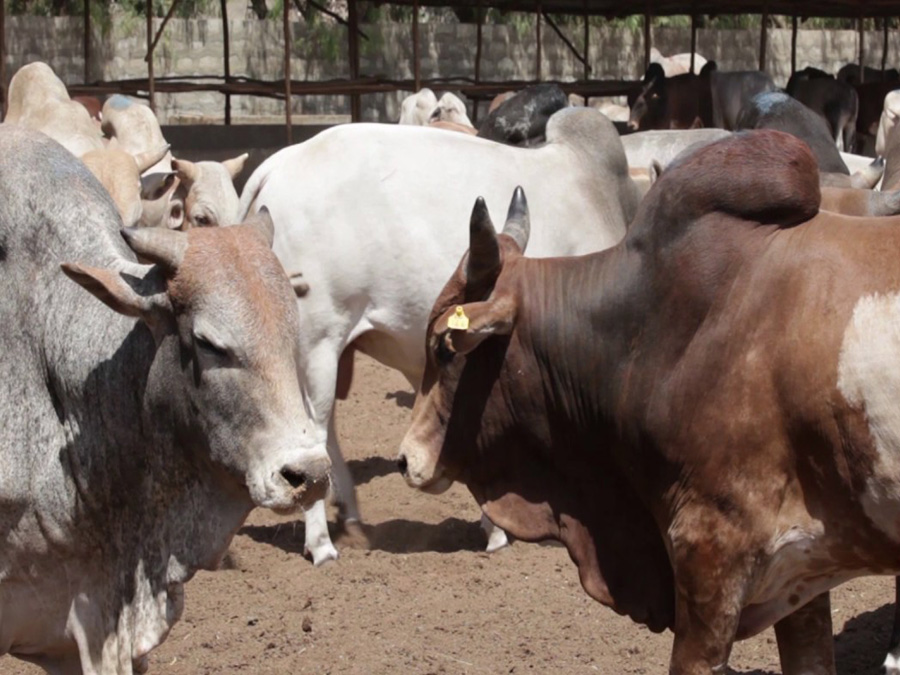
left=627, top=63, right=713, bottom=131
left=399, top=130, right=900, bottom=674
left=819, top=185, right=900, bottom=216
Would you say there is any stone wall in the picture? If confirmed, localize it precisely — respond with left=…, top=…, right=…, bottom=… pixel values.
left=3, top=14, right=899, bottom=123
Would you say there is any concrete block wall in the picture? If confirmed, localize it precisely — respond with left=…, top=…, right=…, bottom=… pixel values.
left=2, top=15, right=899, bottom=123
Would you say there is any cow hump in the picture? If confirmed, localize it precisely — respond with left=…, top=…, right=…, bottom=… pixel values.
left=639, top=129, right=820, bottom=238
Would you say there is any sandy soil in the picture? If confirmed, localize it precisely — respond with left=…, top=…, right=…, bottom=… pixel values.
left=3, top=354, right=897, bottom=675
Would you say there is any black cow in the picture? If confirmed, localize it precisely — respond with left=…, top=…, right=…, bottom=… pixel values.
left=477, top=83, right=568, bottom=146
left=627, top=62, right=713, bottom=131
left=707, top=62, right=776, bottom=130
left=787, top=66, right=859, bottom=151
left=837, top=62, right=900, bottom=86
left=737, top=91, right=849, bottom=175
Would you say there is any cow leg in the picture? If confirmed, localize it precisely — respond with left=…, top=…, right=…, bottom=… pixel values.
left=884, top=577, right=900, bottom=675
left=668, top=595, right=740, bottom=675
left=300, top=345, right=346, bottom=565
left=303, top=499, right=338, bottom=565
left=480, top=512, right=510, bottom=552
left=773, top=592, right=836, bottom=675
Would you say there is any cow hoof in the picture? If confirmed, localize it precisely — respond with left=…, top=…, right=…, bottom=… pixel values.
left=305, top=541, right=339, bottom=567
left=485, top=528, right=510, bottom=553
left=338, top=518, right=371, bottom=550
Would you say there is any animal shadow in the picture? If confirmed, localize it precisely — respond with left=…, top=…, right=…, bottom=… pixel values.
left=385, top=390, right=415, bottom=409
left=347, top=455, right=397, bottom=486
left=240, top=517, right=485, bottom=557
left=726, top=602, right=895, bottom=675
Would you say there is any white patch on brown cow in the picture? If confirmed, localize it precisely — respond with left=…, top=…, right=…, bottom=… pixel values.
left=837, top=292, right=900, bottom=543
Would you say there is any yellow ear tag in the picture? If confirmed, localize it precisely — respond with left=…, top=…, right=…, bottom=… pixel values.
left=447, top=305, right=470, bottom=331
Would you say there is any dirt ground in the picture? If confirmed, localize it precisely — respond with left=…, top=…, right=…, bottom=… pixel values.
left=4, top=354, right=898, bottom=675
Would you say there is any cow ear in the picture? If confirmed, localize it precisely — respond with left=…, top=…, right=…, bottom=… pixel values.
left=222, top=153, right=249, bottom=181
left=649, top=159, right=664, bottom=185
left=244, top=206, right=275, bottom=247
left=60, top=262, right=168, bottom=320
left=437, top=295, right=517, bottom=356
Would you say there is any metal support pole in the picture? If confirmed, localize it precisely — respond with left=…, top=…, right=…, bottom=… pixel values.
left=690, top=14, right=697, bottom=74
left=759, top=4, right=768, bottom=72
left=791, top=15, right=797, bottom=75
left=1, top=0, right=7, bottom=119
left=644, top=7, right=651, bottom=72
left=83, top=0, right=91, bottom=83
left=475, top=1, right=482, bottom=83
left=883, top=18, right=890, bottom=76
left=858, top=16, right=865, bottom=84
left=147, top=0, right=155, bottom=112
left=348, top=0, right=360, bottom=121
left=283, top=0, right=292, bottom=144
left=535, top=3, right=542, bottom=81
left=221, top=0, right=231, bottom=124
left=583, top=1, right=589, bottom=81
left=412, top=0, right=420, bottom=92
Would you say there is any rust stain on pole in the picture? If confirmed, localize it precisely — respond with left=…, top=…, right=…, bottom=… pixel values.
left=221, top=0, right=231, bottom=124
left=283, top=0, right=292, bottom=144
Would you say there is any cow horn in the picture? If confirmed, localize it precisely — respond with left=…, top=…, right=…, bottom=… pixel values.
left=121, top=227, right=187, bottom=273
left=465, top=196, right=500, bottom=289
left=173, top=158, right=198, bottom=184
left=501, top=186, right=530, bottom=252
left=134, top=144, right=170, bottom=174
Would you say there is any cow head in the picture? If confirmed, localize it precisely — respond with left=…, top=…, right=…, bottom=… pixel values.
left=80, top=143, right=171, bottom=228
left=60, top=208, right=330, bottom=513
left=398, top=187, right=531, bottom=499
left=174, top=154, right=248, bottom=228
left=627, top=63, right=666, bottom=131
left=397, top=188, right=675, bottom=631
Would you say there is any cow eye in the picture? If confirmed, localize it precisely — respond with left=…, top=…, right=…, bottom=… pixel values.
left=194, top=333, right=228, bottom=358
left=435, top=332, right=455, bottom=366
left=194, top=214, right=212, bottom=227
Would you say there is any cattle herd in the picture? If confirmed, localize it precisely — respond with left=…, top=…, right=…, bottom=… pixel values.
left=5, top=52, right=900, bottom=674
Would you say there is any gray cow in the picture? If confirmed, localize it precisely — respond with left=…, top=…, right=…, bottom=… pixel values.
left=0, top=126, right=330, bottom=674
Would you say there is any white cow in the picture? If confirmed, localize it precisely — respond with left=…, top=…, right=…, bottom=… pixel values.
left=649, top=47, right=708, bottom=76
left=876, top=89, right=900, bottom=157
left=399, top=88, right=439, bottom=125
left=431, top=92, right=474, bottom=128
left=238, top=108, right=641, bottom=565
left=101, top=95, right=248, bottom=229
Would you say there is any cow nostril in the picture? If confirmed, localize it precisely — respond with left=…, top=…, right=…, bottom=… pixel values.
left=397, top=455, right=408, bottom=476
left=280, top=468, right=306, bottom=489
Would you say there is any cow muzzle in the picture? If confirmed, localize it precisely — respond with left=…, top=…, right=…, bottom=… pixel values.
left=276, top=456, right=331, bottom=510
left=396, top=442, right=452, bottom=495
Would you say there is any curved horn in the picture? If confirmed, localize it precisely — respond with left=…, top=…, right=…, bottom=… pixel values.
left=134, top=144, right=171, bottom=174
left=173, top=158, right=198, bottom=184
left=501, top=186, right=530, bottom=252
left=121, top=226, right=187, bottom=274
left=465, top=196, right=500, bottom=289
